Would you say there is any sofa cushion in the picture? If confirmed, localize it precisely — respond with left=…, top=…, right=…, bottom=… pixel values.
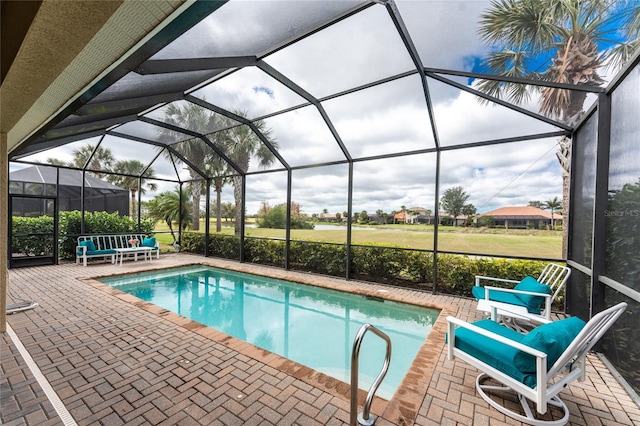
left=472, top=285, right=526, bottom=307
left=79, top=240, right=96, bottom=252
left=514, top=316, right=586, bottom=374
left=513, top=276, right=552, bottom=314
left=142, top=237, right=157, bottom=248
left=92, top=249, right=116, bottom=255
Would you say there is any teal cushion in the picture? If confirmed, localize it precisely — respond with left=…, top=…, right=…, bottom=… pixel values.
left=513, top=316, right=586, bottom=374
left=91, top=249, right=116, bottom=255
left=142, top=237, right=156, bottom=248
left=454, top=319, right=537, bottom=387
left=513, top=276, right=552, bottom=314
left=472, top=285, right=529, bottom=310
left=79, top=240, right=96, bottom=252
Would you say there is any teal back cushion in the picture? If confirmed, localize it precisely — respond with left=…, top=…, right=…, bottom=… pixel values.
left=514, top=276, right=552, bottom=313
left=513, top=316, right=586, bottom=373
left=142, top=237, right=156, bottom=247
left=471, top=285, right=526, bottom=307
left=79, top=240, right=96, bottom=252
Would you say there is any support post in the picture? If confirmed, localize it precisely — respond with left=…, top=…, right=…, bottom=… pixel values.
left=1, top=134, right=8, bottom=332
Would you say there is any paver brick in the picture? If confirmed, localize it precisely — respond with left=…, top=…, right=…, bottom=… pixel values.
left=3, top=255, right=639, bottom=426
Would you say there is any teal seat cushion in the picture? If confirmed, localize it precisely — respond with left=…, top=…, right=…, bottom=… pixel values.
left=514, top=316, right=586, bottom=373
left=513, top=276, right=552, bottom=314
left=142, top=237, right=157, bottom=248
left=472, top=285, right=527, bottom=307
left=90, top=249, right=116, bottom=255
left=454, top=319, right=537, bottom=387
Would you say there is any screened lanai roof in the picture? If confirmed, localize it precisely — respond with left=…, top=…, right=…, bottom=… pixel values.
left=9, top=0, right=614, bottom=183
left=9, top=165, right=126, bottom=191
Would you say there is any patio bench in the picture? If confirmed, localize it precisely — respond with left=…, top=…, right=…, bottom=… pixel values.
left=76, top=234, right=160, bottom=266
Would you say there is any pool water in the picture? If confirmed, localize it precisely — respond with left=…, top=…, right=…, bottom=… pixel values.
left=100, top=265, right=438, bottom=400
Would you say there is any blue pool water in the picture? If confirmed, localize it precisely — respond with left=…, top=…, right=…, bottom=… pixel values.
left=100, top=266, right=438, bottom=399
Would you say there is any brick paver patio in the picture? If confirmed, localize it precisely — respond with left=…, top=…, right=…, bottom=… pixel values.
left=2, top=253, right=639, bottom=425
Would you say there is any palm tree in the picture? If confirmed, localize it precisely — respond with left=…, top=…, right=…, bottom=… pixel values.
left=477, top=0, right=640, bottom=254
left=46, top=158, right=67, bottom=166
left=108, top=160, right=158, bottom=220
left=544, top=197, right=562, bottom=229
left=147, top=187, right=192, bottom=243
left=207, top=157, right=230, bottom=233
left=71, top=144, right=115, bottom=178
left=158, top=102, right=219, bottom=231
left=218, top=112, right=279, bottom=235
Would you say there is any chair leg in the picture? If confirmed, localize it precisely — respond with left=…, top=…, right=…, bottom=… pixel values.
left=475, top=373, right=569, bottom=426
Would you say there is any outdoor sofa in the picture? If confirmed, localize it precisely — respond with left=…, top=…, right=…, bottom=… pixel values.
left=76, top=234, right=159, bottom=266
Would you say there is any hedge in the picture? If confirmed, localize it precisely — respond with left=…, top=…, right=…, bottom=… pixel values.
left=180, top=234, right=553, bottom=299
left=12, top=215, right=55, bottom=257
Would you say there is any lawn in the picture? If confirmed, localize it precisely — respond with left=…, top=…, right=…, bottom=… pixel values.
left=154, top=221, right=562, bottom=259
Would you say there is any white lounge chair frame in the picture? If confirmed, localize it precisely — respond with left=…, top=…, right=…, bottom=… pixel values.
left=447, top=302, right=627, bottom=426
left=475, top=263, right=571, bottom=326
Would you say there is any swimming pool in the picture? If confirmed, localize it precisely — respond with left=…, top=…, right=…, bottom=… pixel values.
left=100, top=265, right=439, bottom=400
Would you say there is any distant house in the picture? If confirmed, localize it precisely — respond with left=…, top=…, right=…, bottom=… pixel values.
left=477, top=206, right=561, bottom=229
left=394, top=207, right=432, bottom=224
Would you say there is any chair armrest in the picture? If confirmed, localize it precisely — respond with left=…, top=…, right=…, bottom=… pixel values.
left=483, top=286, right=553, bottom=320
left=483, top=286, right=553, bottom=299
left=77, top=246, right=87, bottom=255
left=475, top=276, right=520, bottom=286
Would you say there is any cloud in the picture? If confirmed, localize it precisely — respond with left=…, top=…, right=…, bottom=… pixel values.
left=12, top=0, right=571, bottom=217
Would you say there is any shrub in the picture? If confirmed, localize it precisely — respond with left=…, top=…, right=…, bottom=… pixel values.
left=208, top=234, right=241, bottom=260
left=12, top=215, right=54, bottom=257
left=351, top=245, right=405, bottom=282
left=477, top=215, right=495, bottom=227
left=181, top=232, right=205, bottom=254
left=245, top=238, right=285, bottom=267
left=289, top=241, right=346, bottom=277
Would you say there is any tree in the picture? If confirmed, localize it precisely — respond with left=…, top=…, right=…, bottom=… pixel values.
left=376, top=209, right=384, bottom=224
left=108, top=160, right=158, bottom=221
left=221, top=202, right=236, bottom=222
left=528, top=200, right=543, bottom=209
left=147, top=187, right=192, bottom=243
left=158, top=102, right=221, bottom=231
left=217, top=112, right=279, bottom=235
left=257, top=203, right=313, bottom=229
left=359, top=210, right=369, bottom=224
left=46, top=158, right=67, bottom=166
left=440, top=186, right=471, bottom=226
left=477, top=0, right=640, bottom=254
left=461, top=204, right=477, bottom=227
left=544, top=197, right=562, bottom=228
left=70, top=144, right=115, bottom=178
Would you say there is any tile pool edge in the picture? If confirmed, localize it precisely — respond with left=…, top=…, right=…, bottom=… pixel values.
left=80, top=260, right=458, bottom=425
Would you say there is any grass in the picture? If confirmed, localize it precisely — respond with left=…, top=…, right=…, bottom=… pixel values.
left=153, top=220, right=562, bottom=259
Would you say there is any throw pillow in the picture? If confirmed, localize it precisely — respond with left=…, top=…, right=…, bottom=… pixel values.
left=513, top=316, right=586, bottom=373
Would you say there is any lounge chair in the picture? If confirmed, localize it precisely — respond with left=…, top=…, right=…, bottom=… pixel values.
left=447, top=302, right=627, bottom=425
left=472, top=263, right=571, bottom=329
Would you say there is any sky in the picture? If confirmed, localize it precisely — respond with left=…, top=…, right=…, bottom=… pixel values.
left=12, top=0, right=634, bottom=217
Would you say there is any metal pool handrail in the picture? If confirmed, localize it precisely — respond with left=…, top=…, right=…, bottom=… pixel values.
left=350, top=324, right=392, bottom=426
